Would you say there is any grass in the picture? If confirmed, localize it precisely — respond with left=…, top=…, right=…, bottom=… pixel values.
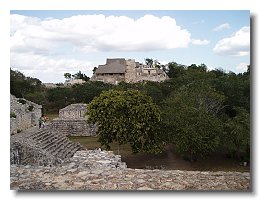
left=68, top=136, right=132, bottom=156
left=44, top=113, right=59, bottom=121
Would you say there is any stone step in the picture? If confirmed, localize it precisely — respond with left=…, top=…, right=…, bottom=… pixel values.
left=51, top=142, right=76, bottom=159
left=39, top=135, right=66, bottom=147
left=30, top=129, right=50, bottom=140
left=32, top=130, right=53, bottom=141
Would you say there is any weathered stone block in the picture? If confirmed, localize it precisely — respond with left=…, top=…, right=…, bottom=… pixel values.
left=10, top=94, right=42, bottom=134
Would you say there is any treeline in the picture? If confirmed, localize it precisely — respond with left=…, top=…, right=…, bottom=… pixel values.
left=10, top=62, right=250, bottom=162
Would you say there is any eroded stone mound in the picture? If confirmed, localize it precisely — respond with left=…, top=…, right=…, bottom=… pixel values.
left=65, top=150, right=127, bottom=170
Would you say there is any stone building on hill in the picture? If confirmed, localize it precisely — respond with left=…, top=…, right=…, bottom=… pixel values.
left=59, top=104, right=87, bottom=119
left=90, top=58, right=168, bottom=84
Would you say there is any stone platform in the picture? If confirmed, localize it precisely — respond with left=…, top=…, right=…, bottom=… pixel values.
left=10, top=150, right=250, bottom=191
left=10, top=164, right=250, bottom=191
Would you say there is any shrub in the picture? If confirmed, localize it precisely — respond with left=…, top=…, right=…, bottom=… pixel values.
left=28, top=105, right=34, bottom=111
left=18, top=98, right=26, bottom=104
left=10, top=112, right=16, bottom=118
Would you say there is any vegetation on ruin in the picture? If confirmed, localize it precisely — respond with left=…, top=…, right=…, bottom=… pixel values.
left=10, top=61, right=250, bottom=163
left=10, top=112, right=16, bottom=118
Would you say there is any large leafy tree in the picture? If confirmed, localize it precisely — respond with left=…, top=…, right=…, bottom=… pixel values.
left=221, top=107, right=250, bottom=161
left=87, top=89, right=164, bottom=153
left=161, top=82, right=225, bottom=161
left=212, top=71, right=250, bottom=115
left=166, top=62, right=186, bottom=78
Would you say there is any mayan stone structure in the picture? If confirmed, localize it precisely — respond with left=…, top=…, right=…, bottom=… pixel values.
left=10, top=94, right=42, bottom=134
left=50, top=104, right=97, bottom=136
left=10, top=125, right=83, bottom=166
left=90, top=58, right=169, bottom=84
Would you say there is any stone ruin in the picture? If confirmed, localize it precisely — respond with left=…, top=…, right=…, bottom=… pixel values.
left=50, top=104, right=97, bottom=136
left=10, top=94, right=42, bottom=134
left=91, top=58, right=169, bottom=85
left=9, top=98, right=250, bottom=191
left=10, top=125, right=84, bottom=166
left=10, top=101, right=127, bottom=169
left=10, top=124, right=126, bottom=168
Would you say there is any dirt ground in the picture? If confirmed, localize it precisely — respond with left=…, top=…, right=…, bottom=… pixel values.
left=121, top=145, right=250, bottom=172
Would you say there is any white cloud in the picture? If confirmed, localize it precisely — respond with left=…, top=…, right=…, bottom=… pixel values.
left=213, top=26, right=250, bottom=56
left=236, top=62, right=249, bottom=73
left=191, top=39, right=210, bottom=45
left=213, top=23, right=231, bottom=32
left=10, top=52, right=93, bottom=83
left=11, top=14, right=191, bottom=54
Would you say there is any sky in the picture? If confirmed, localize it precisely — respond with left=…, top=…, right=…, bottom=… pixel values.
left=10, top=10, right=250, bottom=83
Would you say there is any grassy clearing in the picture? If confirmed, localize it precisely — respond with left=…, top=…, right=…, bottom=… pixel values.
left=68, top=136, right=132, bottom=156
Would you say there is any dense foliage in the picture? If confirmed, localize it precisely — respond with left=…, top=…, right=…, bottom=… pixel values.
left=161, top=82, right=225, bottom=160
left=10, top=69, right=43, bottom=98
left=10, top=62, right=250, bottom=162
left=87, top=90, right=164, bottom=154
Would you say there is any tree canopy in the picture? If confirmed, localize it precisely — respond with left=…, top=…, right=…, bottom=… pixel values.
left=87, top=89, right=164, bottom=153
left=161, top=82, right=225, bottom=160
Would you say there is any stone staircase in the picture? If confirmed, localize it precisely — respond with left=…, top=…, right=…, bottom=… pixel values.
left=10, top=125, right=84, bottom=166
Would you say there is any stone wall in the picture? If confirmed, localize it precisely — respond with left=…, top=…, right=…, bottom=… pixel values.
left=91, top=73, right=125, bottom=85
left=125, top=59, right=137, bottom=83
left=10, top=94, right=42, bottom=134
left=51, top=104, right=97, bottom=136
left=137, top=73, right=168, bottom=82
left=59, top=103, right=87, bottom=119
left=50, top=118, right=97, bottom=136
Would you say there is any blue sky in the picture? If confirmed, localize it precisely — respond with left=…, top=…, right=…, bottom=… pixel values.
left=10, top=10, right=250, bottom=83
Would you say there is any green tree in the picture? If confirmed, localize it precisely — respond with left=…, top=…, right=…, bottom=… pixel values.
left=64, top=73, right=72, bottom=81
left=46, top=87, right=74, bottom=112
left=210, top=68, right=227, bottom=78
left=154, top=59, right=161, bottom=69
left=145, top=58, right=153, bottom=67
left=72, top=70, right=90, bottom=82
left=221, top=107, right=250, bottom=161
left=166, top=62, right=186, bottom=78
left=161, top=82, right=224, bottom=161
left=212, top=72, right=250, bottom=115
left=87, top=89, right=164, bottom=153
left=92, top=67, right=98, bottom=74
left=10, top=68, right=43, bottom=98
